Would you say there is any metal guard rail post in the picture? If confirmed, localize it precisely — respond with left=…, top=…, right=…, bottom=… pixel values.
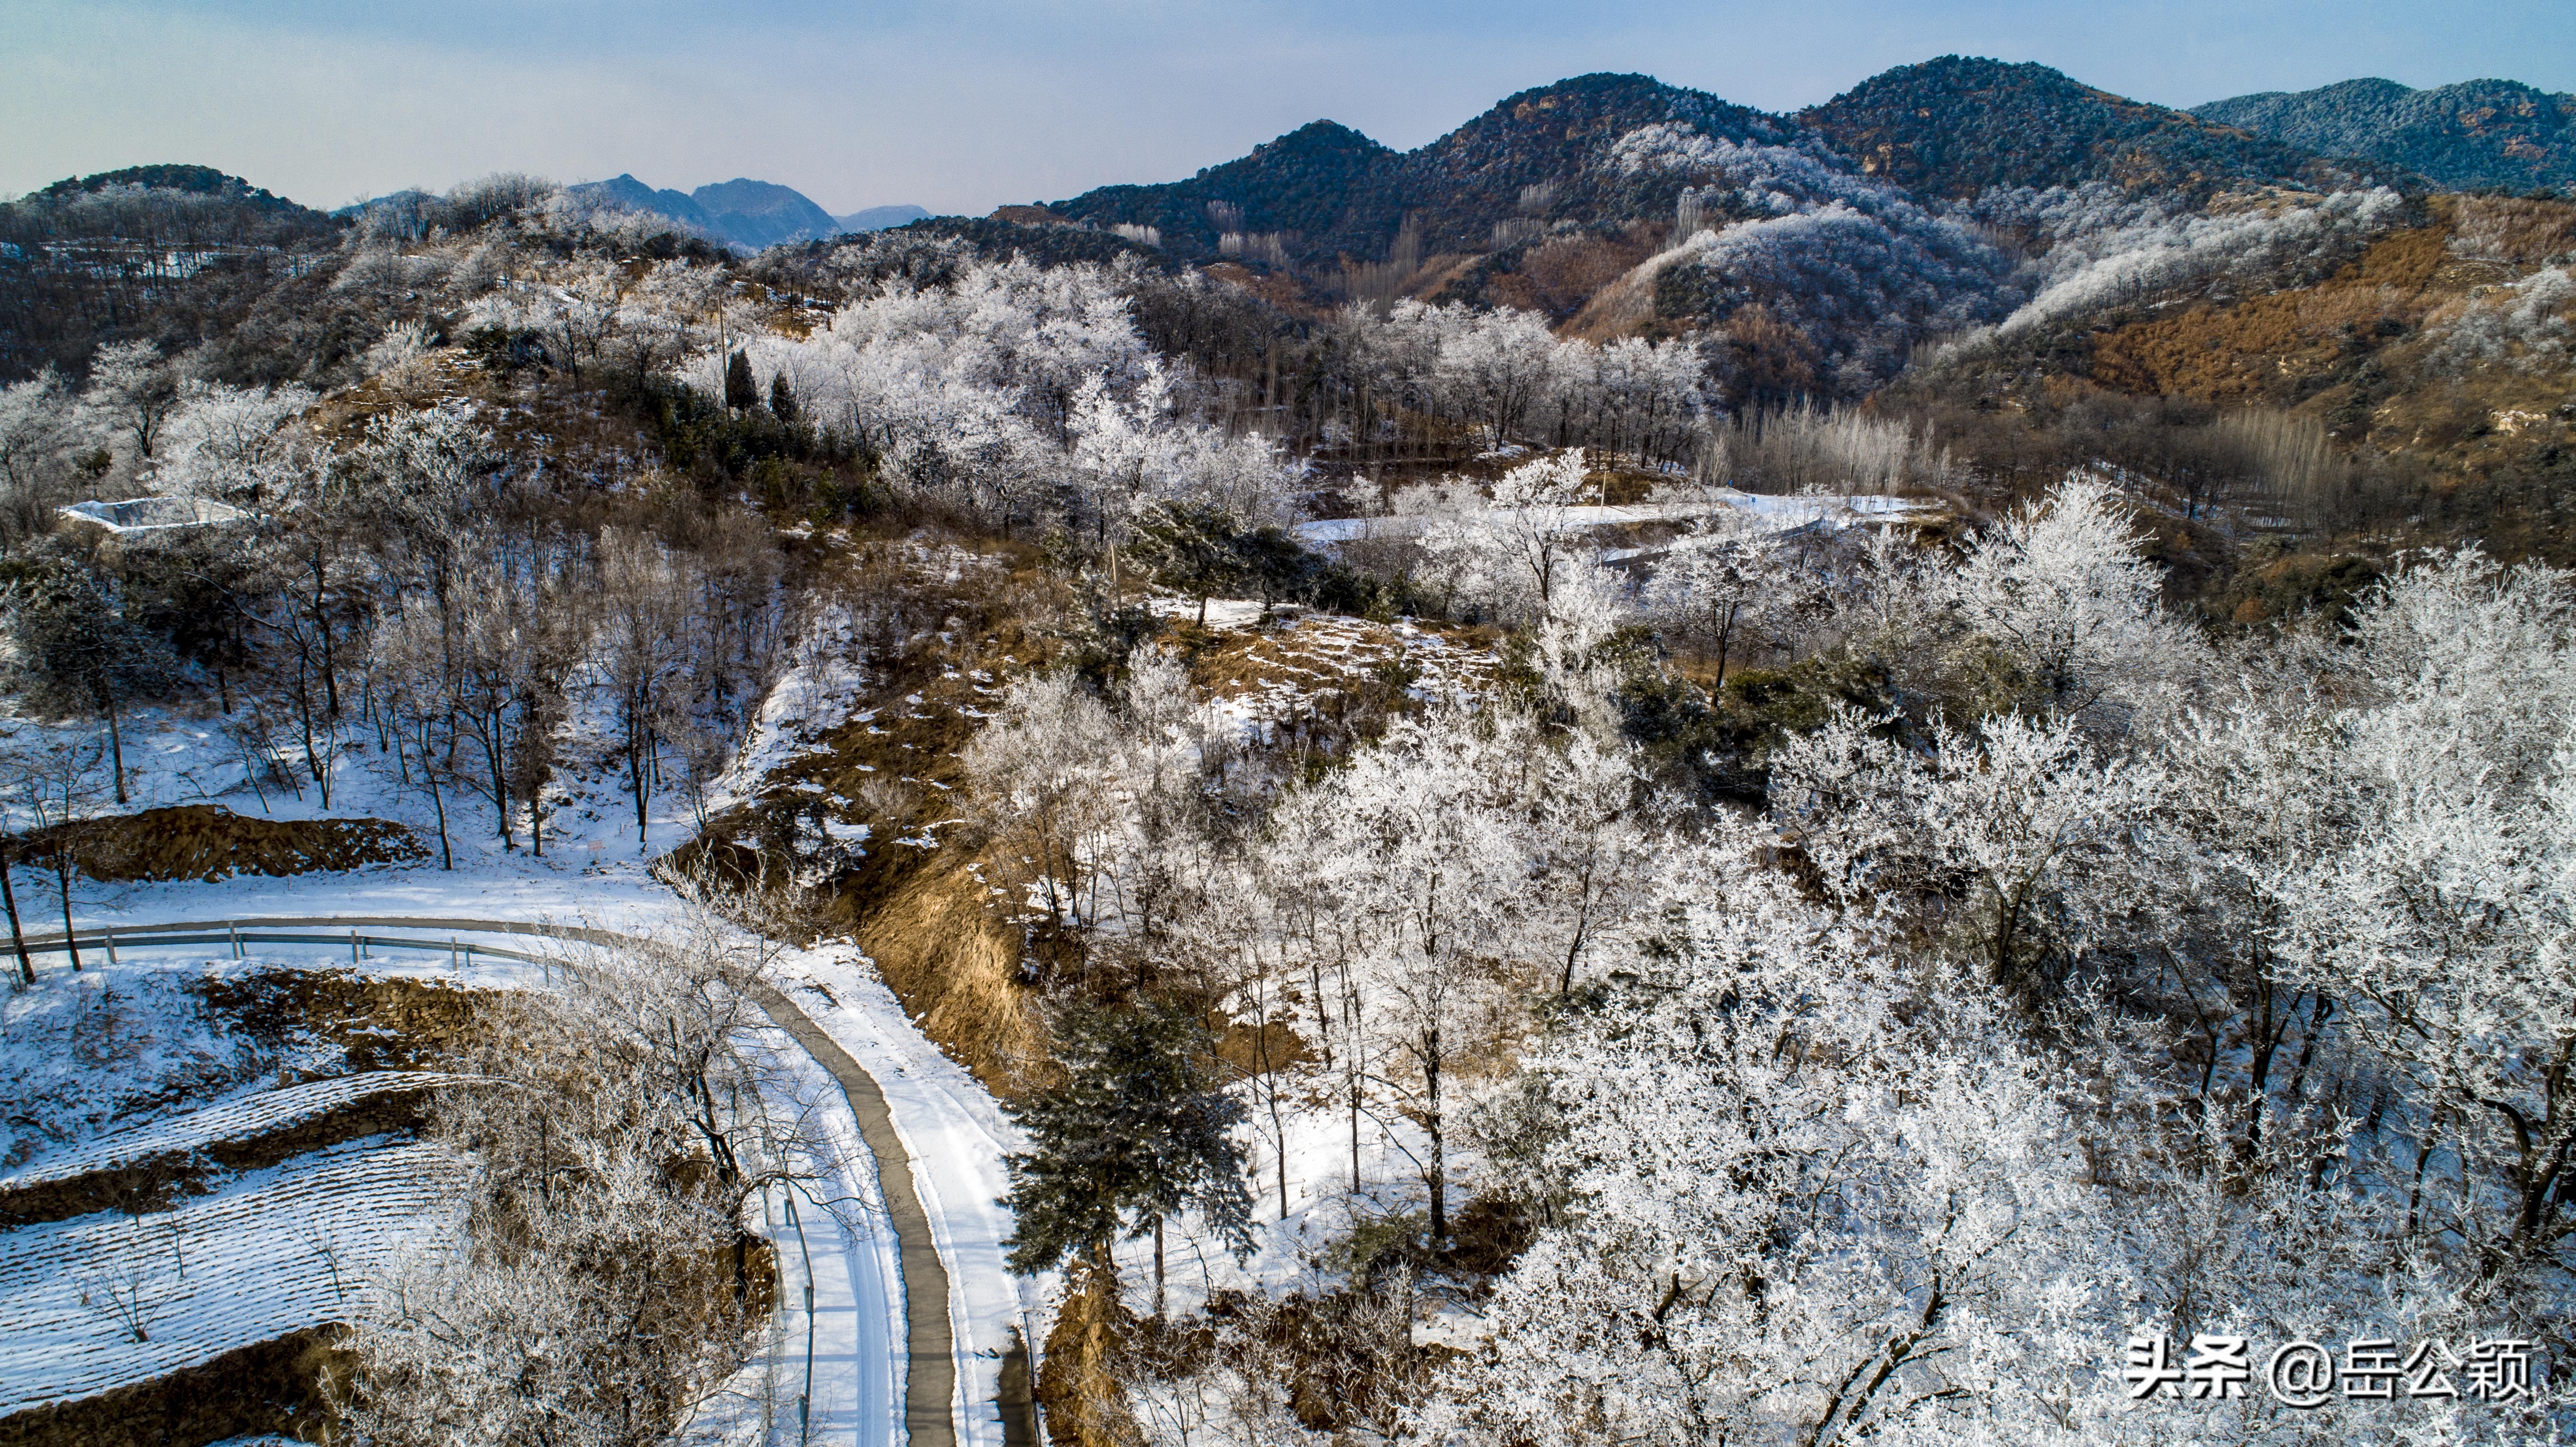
left=8, top=922, right=552, bottom=966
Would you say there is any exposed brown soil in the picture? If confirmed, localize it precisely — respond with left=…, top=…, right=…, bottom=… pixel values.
left=0, top=1085, right=438, bottom=1228
left=18, top=806, right=425, bottom=883
left=197, top=967, right=503, bottom=1075
left=855, top=860, right=1051, bottom=1089
left=1037, top=1266, right=1136, bottom=1447
left=0, top=1327, right=341, bottom=1447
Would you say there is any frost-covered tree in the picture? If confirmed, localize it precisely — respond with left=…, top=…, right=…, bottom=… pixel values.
left=1412, top=449, right=1596, bottom=624
left=336, top=913, right=817, bottom=1447
left=153, top=378, right=317, bottom=509
left=1271, top=710, right=1543, bottom=1242
left=80, top=339, right=180, bottom=461
left=1945, top=471, right=2204, bottom=734
left=2277, top=551, right=2576, bottom=1297
left=0, top=370, right=76, bottom=545
left=1643, top=520, right=1800, bottom=684
left=965, top=670, right=1126, bottom=933
left=1424, top=846, right=2140, bottom=1447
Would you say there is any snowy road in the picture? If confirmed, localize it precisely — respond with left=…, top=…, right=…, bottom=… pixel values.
left=17, top=913, right=991, bottom=1447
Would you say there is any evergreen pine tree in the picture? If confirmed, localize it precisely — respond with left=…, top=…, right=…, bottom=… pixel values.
left=767, top=371, right=798, bottom=425
left=1130, top=502, right=1250, bottom=626
left=1000, top=1000, right=1254, bottom=1311
left=723, top=351, right=758, bottom=412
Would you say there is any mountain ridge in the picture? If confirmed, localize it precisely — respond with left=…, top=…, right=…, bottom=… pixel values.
left=565, top=174, right=857, bottom=249
left=1038, top=58, right=2380, bottom=276
left=2195, top=77, right=2576, bottom=192
left=1798, top=56, right=2378, bottom=199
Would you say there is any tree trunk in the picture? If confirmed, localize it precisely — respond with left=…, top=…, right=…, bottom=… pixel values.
left=0, top=844, right=32, bottom=985
left=1423, top=1030, right=1446, bottom=1246
left=629, top=700, right=651, bottom=851
left=310, top=559, right=340, bottom=720
left=293, top=657, right=330, bottom=809
left=103, top=700, right=127, bottom=806
left=484, top=708, right=512, bottom=850
left=1152, top=1217, right=1166, bottom=1319
left=422, top=723, right=453, bottom=871
left=55, top=851, right=80, bottom=972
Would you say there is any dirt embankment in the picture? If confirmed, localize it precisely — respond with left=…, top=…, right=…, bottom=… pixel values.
left=671, top=541, right=1064, bottom=1093
left=0, top=1327, right=341, bottom=1447
left=14, top=806, right=425, bottom=883
left=0, top=1086, right=437, bottom=1228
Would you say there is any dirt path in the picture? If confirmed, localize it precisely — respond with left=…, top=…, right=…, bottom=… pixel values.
left=742, top=975, right=958, bottom=1447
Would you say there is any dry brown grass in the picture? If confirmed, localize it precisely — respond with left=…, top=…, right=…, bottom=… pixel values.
left=2441, top=194, right=2576, bottom=265
left=1037, top=1262, right=1141, bottom=1447
left=666, top=539, right=1075, bottom=1093
left=854, top=858, right=1053, bottom=1091
left=2091, top=227, right=2452, bottom=401
left=1485, top=233, right=1657, bottom=320
left=1189, top=615, right=1501, bottom=726
left=199, top=966, right=506, bottom=1075
left=22, top=805, right=425, bottom=883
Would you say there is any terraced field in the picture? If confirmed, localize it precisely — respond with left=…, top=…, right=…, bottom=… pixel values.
left=0, top=1136, right=467, bottom=1413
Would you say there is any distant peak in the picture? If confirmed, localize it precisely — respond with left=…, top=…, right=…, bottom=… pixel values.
left=1256, top=120, right=1392, bottom=155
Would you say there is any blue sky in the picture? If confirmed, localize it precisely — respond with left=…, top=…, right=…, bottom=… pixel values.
left=7, top=0, right=2572, bottom=215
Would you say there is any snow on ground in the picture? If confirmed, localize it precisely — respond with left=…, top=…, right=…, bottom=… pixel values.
left=0, top=539, right=1475, bottom=1439
left=686, top=1019, right=901, bottom=1447
left=1292, top=487, right=1934, bottom=548
left=0, top=947, right=512, bottom=1417
left=1189, top=612, right=1500, bottom=737
left=3, top=734, right=936, bottom=1447
left=773, top=943, right=1040, bottom=1447
left=0, top=1069, right=471, bottom=1192
left=3, top=921, right=922, bottom=1447
left=721, top=603, right=874, bottom=810
left=0, top=1136, right=467, bottom=1413
left=1145, top=596, right=1271, bottom=630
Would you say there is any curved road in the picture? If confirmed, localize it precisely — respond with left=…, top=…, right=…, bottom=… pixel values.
left=29, top=914, right=976, bottom=1447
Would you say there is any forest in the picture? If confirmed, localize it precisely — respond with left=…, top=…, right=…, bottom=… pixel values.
left=1, top=48, right=2575, bottom=1447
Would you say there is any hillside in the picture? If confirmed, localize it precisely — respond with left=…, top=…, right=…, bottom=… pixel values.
left=2196, top=77, right=2576, bottom=192
left=1799, top=56, right=2372, bottom=199
left=4, top=66, right=2576, bottom=1444
left=33, top=165, right=321, bottom=218
left=689, top=178, right=839, bottom=248
left=574, top=173, right=719, bottom=233
left=1041, top=61, right=2365, bottom=269
left=1029, top=62, right=2418, bottom=398
left=0, top=166, right=345, bottom=378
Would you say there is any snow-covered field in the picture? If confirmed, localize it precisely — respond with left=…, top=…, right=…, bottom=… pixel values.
left=0, top=1137, right=467, bottom=1413
left=0, top=1069, right=470, bottom=1193
left=1292, top=486, right=1934, bottom=549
